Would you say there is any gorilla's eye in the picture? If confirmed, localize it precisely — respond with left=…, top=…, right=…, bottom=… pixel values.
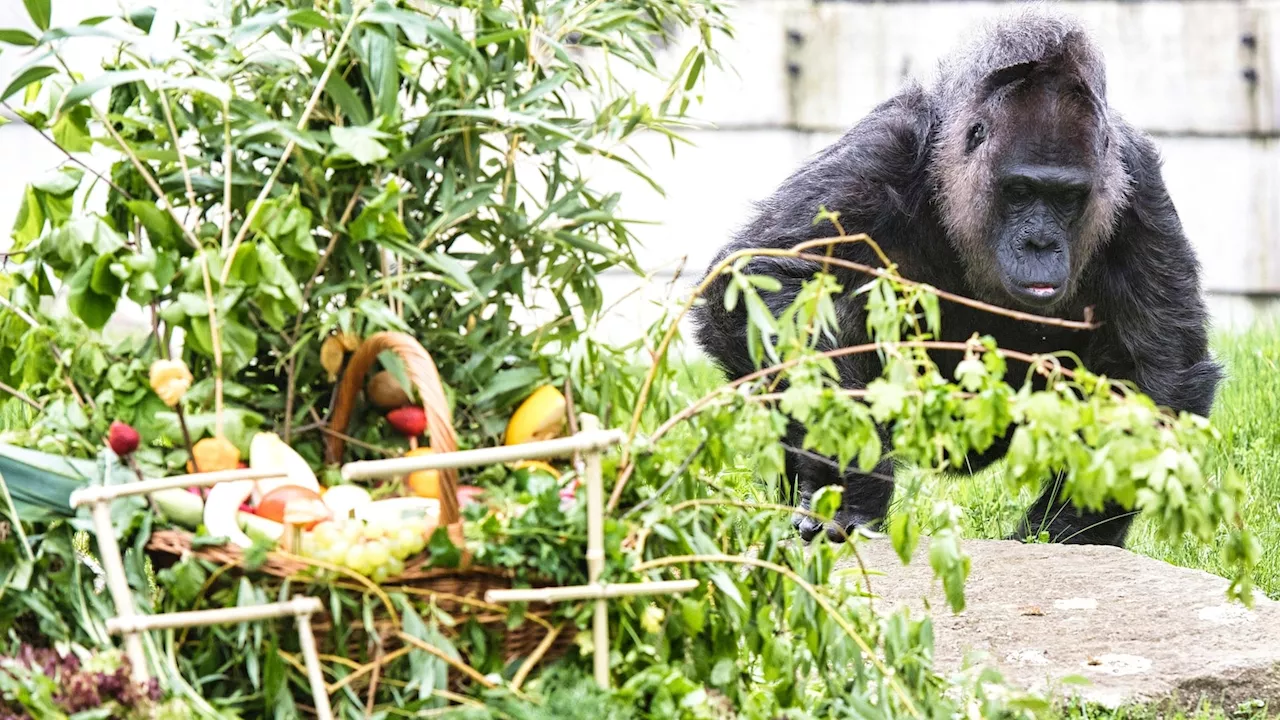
left=965, top=123, right=987, bottom=154
left=1056, top=189, right=1088, bottom=214
left=1004, top=183, right=1033, bottom=206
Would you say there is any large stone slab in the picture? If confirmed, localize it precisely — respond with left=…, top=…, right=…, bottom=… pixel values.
left=840, top=540, right=1280, bottom=710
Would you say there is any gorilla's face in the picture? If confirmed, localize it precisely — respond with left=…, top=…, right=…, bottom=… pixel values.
left=934, top=62, right=1127, bottom=311
left=989, top=157, right=1091, bottom=308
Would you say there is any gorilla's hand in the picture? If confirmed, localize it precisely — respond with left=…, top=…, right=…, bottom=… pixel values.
left=788, top=465, right=894, bottom=544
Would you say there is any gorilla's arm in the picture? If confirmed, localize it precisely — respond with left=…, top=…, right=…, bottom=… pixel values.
left=692, top=85, right=934, bottom=382
left=690, top=86, right=933, bottom=542
left=1088, top=129, right=1223, bottom=417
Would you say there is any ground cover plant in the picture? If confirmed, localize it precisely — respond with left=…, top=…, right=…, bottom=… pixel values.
left=866, top=324, right=1280, bottom=601
left=0, top=0, right=1265, bottom=717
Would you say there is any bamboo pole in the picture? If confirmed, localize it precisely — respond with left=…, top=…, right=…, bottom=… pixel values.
left=106, top=597, right=323, bottom=634
left=70, top=468, right=288, bottom=506
left=341, top=428, right=625, bottom=481
left=89, top=500, right=149, bottom=683
left=582, top=415, right=609, bottom=688
left=296, top=613, right=334, bottom=720
left=484, top=579, right=699, bottom=604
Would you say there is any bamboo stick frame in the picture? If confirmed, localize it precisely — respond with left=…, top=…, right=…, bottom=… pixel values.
left=483, top=579, right=700, bottom=604
left=69, top=468, right=288, bottom=505
left=69, top=472, right=332, bottom=720
left=343, top=416, right=693, bottom=690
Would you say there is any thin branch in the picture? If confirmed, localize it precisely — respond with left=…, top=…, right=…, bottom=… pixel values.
left=365, top=642, right=383, bottom=717
left=619, top=233, right=1099, bottom=478
left=157, top=92, right=198, bottom=212
left=631, top=553, right=920, bottom=719
left=91, top=101, right=227, bottom=436
left=0, top=296, right=38, bottom=328
left=564, top=375, right=580, bottom=469
left=662, top=495, right=879, bottom=590
left=511, top=623, right=565, bottom=691
left=788, top=248, right=1098, bottom=331
left=222, top=101, right=233, bottom=254
left=0, top=381, right=44, bottom=412
left=620, top=439, right=704, bottom=519
left=153, top=88, right=229, bottom=435
left=2, top=101, right=134, bottom=200
left=394, top=632, right=497, bottom=691
left=661, top=497, right=879, bottom=608
left=219, top=2, right=369, bottom=285
left=149, top=300, right=199, bottom=469
left=305, top=407, right=395, bottom=456
left=281, top=170, right=364, bottom=444
left=0, top=297, right=91, bottom=409
left=607, top=339, right=1070, bottom=510
left=326, top=646, right=412, bottom=693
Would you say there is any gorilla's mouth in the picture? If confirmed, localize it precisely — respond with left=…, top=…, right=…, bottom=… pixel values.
left=1009, top=282, right=1063, bottom=306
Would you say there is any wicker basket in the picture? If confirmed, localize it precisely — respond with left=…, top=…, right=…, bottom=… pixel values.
left=147, top=331, right=574, bottom=681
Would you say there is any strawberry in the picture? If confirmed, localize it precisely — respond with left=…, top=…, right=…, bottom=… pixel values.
left=108, top=421, right=140, bottom=456
left=386, top=406, right=428, bottom=437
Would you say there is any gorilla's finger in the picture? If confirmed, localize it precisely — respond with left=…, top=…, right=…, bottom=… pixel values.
left=793, top=512, right=824, bottom=542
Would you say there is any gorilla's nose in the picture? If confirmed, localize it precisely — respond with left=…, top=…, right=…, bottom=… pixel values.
left=1024, top=234, right=1056, bottom=251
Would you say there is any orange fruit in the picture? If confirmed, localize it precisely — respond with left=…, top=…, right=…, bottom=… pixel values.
left=188, top=435, right=241, bottom=473
left=404, top=447, right=440, bottom=499
left=256, top=485, right=329, bottom=529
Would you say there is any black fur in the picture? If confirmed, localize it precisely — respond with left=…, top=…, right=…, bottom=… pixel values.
left=689, top=9, right=1221, bottom=547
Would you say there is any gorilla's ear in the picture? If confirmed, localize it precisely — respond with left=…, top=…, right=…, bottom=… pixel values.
left=980, top=61, right=1039, bottom=98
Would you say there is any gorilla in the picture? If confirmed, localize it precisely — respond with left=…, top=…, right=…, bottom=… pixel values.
left=690, top=9, right=1221, bottom=547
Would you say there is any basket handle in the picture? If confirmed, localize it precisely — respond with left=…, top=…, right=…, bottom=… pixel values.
left=325, top=331, right=460, bottom=525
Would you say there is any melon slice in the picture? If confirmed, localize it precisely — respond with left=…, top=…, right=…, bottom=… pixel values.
left=248, top=432, right=320, bottom=501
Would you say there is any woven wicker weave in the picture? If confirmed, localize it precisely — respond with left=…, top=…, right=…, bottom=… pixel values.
left=146, top=331, right=573, bottom=677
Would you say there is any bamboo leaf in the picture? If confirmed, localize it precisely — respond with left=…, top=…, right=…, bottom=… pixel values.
left=0, top=29, right=37, bottom=46
left=0, top=65, right=56, bottom=102
left=23, top=0, right=51, bottom=31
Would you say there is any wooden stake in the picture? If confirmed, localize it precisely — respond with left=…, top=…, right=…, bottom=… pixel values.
left=69, top=468, right=288, bottom=505
left=582, top=414, right=609, bottom=688
left=477, top=414, right=694, bottom=690
left=484, top=580, right=699, bottom=604
left=341, top=428, right=625, bottom=481
left=77, top=480, right=329, bottom=717
left=88, top=500, right=149, bottom=683
left=296, top=613, right=334, bottom=720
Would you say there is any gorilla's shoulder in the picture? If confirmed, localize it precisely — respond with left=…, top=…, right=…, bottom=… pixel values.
left=829, top=83, right=934, bottom=178
left=775, top=83, right=935, bottom=224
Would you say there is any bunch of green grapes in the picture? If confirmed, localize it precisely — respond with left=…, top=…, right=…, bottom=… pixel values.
left=300, top=515, right=432, bottom=583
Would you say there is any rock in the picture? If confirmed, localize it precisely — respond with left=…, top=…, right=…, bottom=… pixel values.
left=837, top=539, right=1280, bottom=710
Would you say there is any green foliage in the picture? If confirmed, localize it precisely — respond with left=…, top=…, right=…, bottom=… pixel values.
left=0, top=0, right=730, bottom=465
left=0, top=0, right=1261, bottom=717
